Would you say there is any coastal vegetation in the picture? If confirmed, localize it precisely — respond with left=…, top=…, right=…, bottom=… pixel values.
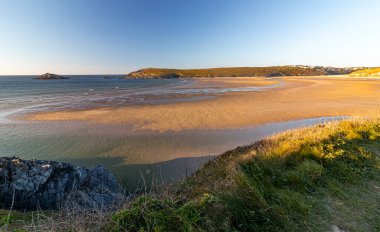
left=109, top=117, right=379, bottom=232
left=126, top=66, right=362, bottom=78
left=2, top=117, right=379, bottom=231
left=350, top=67, right=380, bottom=77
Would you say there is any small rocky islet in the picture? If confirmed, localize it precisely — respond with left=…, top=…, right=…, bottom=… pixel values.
left=35, top=73, right=69, bottom=80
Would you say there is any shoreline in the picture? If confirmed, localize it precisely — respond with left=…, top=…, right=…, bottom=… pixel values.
left=22, top=76, right=380, bottom=132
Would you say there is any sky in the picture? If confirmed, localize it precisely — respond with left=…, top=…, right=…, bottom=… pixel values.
left=0, top=0, right=379, bottom=75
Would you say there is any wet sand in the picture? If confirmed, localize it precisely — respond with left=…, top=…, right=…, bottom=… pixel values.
left=26, top=76, right=380, bottom=132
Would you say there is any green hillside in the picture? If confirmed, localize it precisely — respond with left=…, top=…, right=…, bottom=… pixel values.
left=126, top=66, right=358, bottom=78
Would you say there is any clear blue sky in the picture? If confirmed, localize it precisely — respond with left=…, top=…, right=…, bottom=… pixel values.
left=1, top=0, right=379, bottom=74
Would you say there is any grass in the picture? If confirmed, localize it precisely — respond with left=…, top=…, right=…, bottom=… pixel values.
left=0, top=206, right=116, bottom=232
left=2, top=118, right=379, bottom=231
left=350, top=67, right=380, bottom=77
left=111, top=118, right=380, bottom=232
left=126, top=66, right=356, bottom=78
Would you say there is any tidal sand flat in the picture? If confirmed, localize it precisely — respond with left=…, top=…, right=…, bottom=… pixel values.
left=28, top=76, right=380, bottom=132
left=2, top=76, right=378, bottom=189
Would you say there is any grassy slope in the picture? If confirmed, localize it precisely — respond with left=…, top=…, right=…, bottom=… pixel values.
left=126, top=66, right=354, bottom=78
left=2, top=119, right=379, bottom=231
left=112, top=119, right=380, bottom=232
left=350, top=68, right=380, bottom=77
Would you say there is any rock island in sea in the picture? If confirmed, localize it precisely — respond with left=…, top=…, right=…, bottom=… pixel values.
left=35, top=73, right=69, bottom=80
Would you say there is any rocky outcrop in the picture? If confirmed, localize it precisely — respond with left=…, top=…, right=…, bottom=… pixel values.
left=0, top=157, right=125, bottom=210
left=36, top=73, right=69, bottom=80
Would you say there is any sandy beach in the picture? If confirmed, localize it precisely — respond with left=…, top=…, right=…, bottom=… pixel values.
left=26, top=76, right=380, bottom=132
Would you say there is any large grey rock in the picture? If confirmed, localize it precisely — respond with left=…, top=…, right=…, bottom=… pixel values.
left=0, top=157, right=125, bottom=210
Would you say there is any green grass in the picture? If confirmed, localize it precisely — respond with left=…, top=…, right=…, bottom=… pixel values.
left=0, top=209, right=32, bottom=231
left=111, top=194, right=227, bottom=232
left=111, top=118, right=380, bottom=232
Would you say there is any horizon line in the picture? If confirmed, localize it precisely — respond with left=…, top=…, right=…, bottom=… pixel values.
left=0, top=64, right=377, bottom=76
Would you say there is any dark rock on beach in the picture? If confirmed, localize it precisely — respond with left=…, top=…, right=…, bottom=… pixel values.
left=36, top=73, right=69, bottom=80
left=104, top=76, right=117, bottom=79
left=266, top=72, right=286, bottom=77
left=0, top=157, right=125, bottom=210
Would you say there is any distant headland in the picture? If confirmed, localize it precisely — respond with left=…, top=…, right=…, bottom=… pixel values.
left=125, top=66, right=374, bottom=79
